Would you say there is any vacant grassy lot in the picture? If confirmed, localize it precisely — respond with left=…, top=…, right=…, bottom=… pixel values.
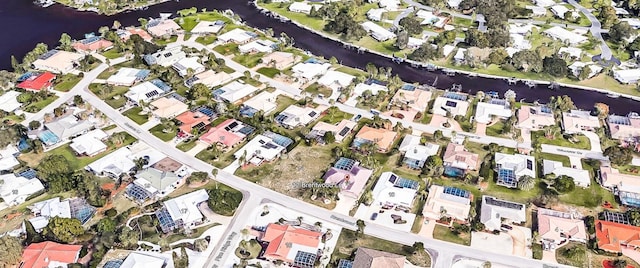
left=532, top=131, right=591, bottom=150
left=154, top=36, right=178, bottom=46
left=233, top=53, right=265, bottom=68
left=256, top=67, right=281, bottom=78
left=150, top=124, right=176, bottom=142
left=213, top=43, right=239, bottom=55
left=54, top=74, right=82, bottom=92
left=177, top=139, right=198, bottom=152
left=320, top=109, right=353, bottom=125
left=331, top=229, right=431, bottom=267
left=174, top=11, right=232, bottom=32
left=304, top=82, right=333, bottom=98
left=102, top=49, right=124, bottom=59
left=556, top=242, right=587, bottom=267
left=123, top=107, right=149, bottom=125
left=196, top=35, right=218, bottom=45
left=432, top=224, right=470, bottom=246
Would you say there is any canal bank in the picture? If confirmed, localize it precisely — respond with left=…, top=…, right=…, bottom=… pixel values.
left=1, top=0, right=638, bottom=114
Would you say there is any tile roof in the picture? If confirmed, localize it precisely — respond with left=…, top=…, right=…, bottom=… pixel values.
left=538, top=209, right=587, bottom=244
left=21, top=241, right=82, bottom=268
left=354, top=126, right=397, bottom=151
left=596, top=220, right=640, bottom=252
left=199, top=119, right=247, bottom=147
left=175, top=111, right=211, bottom=134
left=443, top=143, right=479, bottom=170
left=352, top=248, right=405, bottom=268
left=17, top=72, right=56, bottom=91
left=261, top=223, right=322, bottom=263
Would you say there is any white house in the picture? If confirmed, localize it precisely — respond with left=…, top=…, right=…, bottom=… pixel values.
left=353, top=80, right=388, bottom=96
left=0, top=145, right=20, bottom=171
left=86, top=142, right=165, bottom=178
left=562, top=109, right=601, bottom=133
left=378, top=0, right=400, bottom=10
left=130, top=168, right=183, bottom=199
left=534, top=0, right=556, bottom=7
left=238, top=39, right=277, bottom=54
left=317, top=70, right=355, bottom=90
left=550, top=5, right=570, bottom=18
left=288, top=2, right=320, bottom=14
left=526, top=5, right=547, bottom=16
left=432, top=92, right=470, bottom=117
left=480, top=195, right=526, bottom=231
left=70, top=129, right=108, bottom=157
left=190, top=20, right=226, bottom=35
left=162, top=189, right=209, bottom=229
left=416, top=10, right=448, bottom=28
left=454, top=48, right=467, bottom=63
left=495, top=153, right=536, bottom=188
left=367, top=8, right=386, bottom=21
left=0, top=173, right=45, bottom=207
left=361, top=21, right=396, bottom=41
left=543, top=26, right=587, bottom=45
left=613, top=69, right=640, bottom=84
left=276, top=104, right=325, bottom=128
left=371, top=172, right=419, bottom=207
left=558, top=47, right=583, bottom=59
left=621, top=18, right=640, bottom=29
left=448, top=0, right=463, bottom=8
left=443, top=44, right=456, bottom=57
left=543, top=159, right=591, bottom=187
left=143, top=45, right=186, bottom=67
left=242, top=91, right=279, bottom=114
left=120, top=252, right=169, bottom=268
left=234, top=134, right=287, bottom=166
left=218, top=28, right=256, bottom=44
left=106, top=67, right=150, bottom=86
left=399, top=135, right=440, bottom=169
left=26, top=197, right=72, bottom=231
left=32, top=50, right=84, bottom=74
left=569, top=62, right=602, bottom=79
left=408, top=37, right=426, bottom=49
left=172, top=57, right=205, bottom=77
left=213, top=81, right=259, bottom=104
left=291, top=61, right=331, bottom=81
left=125, top=81, right=167, bottom=104
left=474, top=99, right=513, bottom=124
left=0, top=91, right=23, bottom=113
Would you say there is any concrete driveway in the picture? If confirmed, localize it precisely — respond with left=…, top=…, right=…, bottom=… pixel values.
left=471, top=231, right=514, bottom=255
left=580, top=130, right=602, bottom=152
left=418, top=219, right=436, bottom=239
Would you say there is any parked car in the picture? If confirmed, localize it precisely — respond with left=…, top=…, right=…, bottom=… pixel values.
left=500, top=224, right=513, bottom=231
left=370, top=213, right=378, bottom=220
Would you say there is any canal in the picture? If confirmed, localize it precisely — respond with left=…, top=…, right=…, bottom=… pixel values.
left=1, top=0, right=638, bottom=113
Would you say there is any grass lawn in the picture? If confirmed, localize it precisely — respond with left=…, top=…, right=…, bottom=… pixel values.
left=556, top=242, right=587, bottom=267
left=196, top=35, right=218, bottom=45
left=274, top=95, right=297, bottom=114
left=432, top=224, right=470, bottom=246
left=149, top=124, right=177, bottom=142
left=102, top=49, right=124, bottom=59
left=331, top=229, right=431, bottom=267
left=54, top=74, right=82, bottom=92
left=320, top=109, right=353, bottom=124
left=213, top=43, right=239, bottom=55
left=261, top=3, right=328, bottom=32
left=335, top=66, right=368, bottom=77
left=537, top=152, right=571, bottom=167
left=154, top=36, right=178, bottom=46
left=106, top=97, right=127, bottom=109
left=256, top=67, right=281, bottom=78
left=233, top=53, right=265, bottom=68
left=25, top=96, right=58, bottom=112
left=177, top=139, right=198, bottom=152
left=122, top=106, right=149, bottom=125
left=174, top=11, right=232, bottom=32
left=560, top=74, right=640, bottom=97
left=556, top=159, right=618, bottom=209
left=304, top=82, right=333, bottom=98
left=486, top=121, right=506, bottom=137
left=532, top=130, right=591, bottom=150
left=2, top=114, right=25, bottom=123
left=196, top=142, right=243, bottom=169
left=616, top=164, right=640, bottom=176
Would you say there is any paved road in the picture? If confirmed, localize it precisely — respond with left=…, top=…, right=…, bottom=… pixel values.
left=541, top=144, right=607, bottom=161
left=567, top=0, right=613, bottom=60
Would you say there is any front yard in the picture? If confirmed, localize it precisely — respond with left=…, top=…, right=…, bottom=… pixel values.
left=531, top=130, right=591, bottom=150
left=150, top=124, right=177, bottom=142
left=123, top=107, right=149, bottom=125
left=54, top=74, right=82, bottom=92
left=432, top=224, right=471, bottom=246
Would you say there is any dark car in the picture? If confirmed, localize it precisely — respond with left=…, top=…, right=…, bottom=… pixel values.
left=501, top=224, right=513, bottom=231
left=371, top=212, right=378, bottom=220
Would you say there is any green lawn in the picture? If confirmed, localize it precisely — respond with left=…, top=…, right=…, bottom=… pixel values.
left=556, top=242, right=587, bottom=268
left=196, top=35, right=218, bottom=45
left=174, top=11, right=233, bottom=32
left=556, top=159, right=617, bottom=209
left=102, top=49, right=124, bottom=59
left=122, top=107, right=149, bottom=125
left=106, top=97, right=127, bottom=109
left=256, top=67, right=281, bottom=78
left=54, top=74, right=82, bottom=92
left=304, top=82, right=333, bottom=98
left=538, top=152, right=571, bottom=167
left=432, top=225, right=470, bottom=246
left=213, top=43, right=239, bottom=55
left=177, top=139, right=198, bottom=152
left=261, top=2, right=328, bottom=32
left=233, top=53, right=265, bottom=68
left=154, top=36, right=178, bottom=46
left=320, top=109, right=353, bottom=124
left=486, top=121, right=505, bottom=137
left=45, top=132, right=136, bottom=170
left=24, top=96, right=58, bottom=112
left=532, top=130, right=591, bottom=150
left=149, top=124, right=177, bottom=142
left=274, top=95, right=297, bottom=114
left=335, top=66, right=368, bottom=77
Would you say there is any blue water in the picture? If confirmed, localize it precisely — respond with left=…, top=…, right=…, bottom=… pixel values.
left=444, top=166, right=465, bottom=178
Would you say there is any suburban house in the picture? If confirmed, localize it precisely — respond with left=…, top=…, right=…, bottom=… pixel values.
left=86, top=142, right=165, bottom=178
left=291, top=60, right=331, bottom=82
left=526, top=5, right=547, bottom=16
left=185, top=70, right=234, bottom=88
left=143, top=45, right=187, bottom=67
left=346, top=248, right=406, bottom=268
left=146, top=18, right=181, bottom=37
left=361, top=21, right=396, bottom=41
left=106, top=67, right=150, bottom=86
left=474, top=99, right=513, bottom=124
left=558, top=47, right=583, bottom=59
left=389, top=86, right=432, bottom=120
left=443, top=143, right=480, bottom=171
left=288, top=2, right=320, bottom=14
left=0, top=173, right=45, bottom=207
left=259, top=223, right=323, bottom=268
left=125, top=167, right=183, bottom=202
left=155, top=189, right=210, bottom=233
left=275, top=104, right=325, bottom=129
left=537, top=208, right=587, bottom=250
left=595, top=212, right=640, bottom=253
left=190, top=20, right=226, bottom=35
left=175, top=110, right=211, bottom=136
left=69, top=129, right=109, bottom=157
left=234, top=133, right=290, bottom=166
left=550, top=5, right=572, bottom=18
left=0, top=145, right=20, bottom=171
left=44, top=113, right=95, bottom=141
left=600, top=166, right=640, bottom=207
left=517, top=105, right=555, bottom=130
left=562, top=110, right=601, bottom=133
left=117, top=27, right=153, bottom=42
left=71, top=36, right=113, bottom=53
left=0, top=91, right=22, bottom=113
left=217, top=28, right=257, bottom=44
left=150, top=97, right=189, bottom=118
left=480, top=195, right=527, bottom=231
left=16, top=72, right=56, bottom=91
left=398, top=134, right=439, bottom=169
left=378, top=0, right=400, bottom=10
left=26, top=197, right=95, bottom=231
left=423, top=185, right=472, bottom=222
left=172, top=57, right=206, bottom=77
left=432, top=92, right=470, bottom=117
left=20, top=241, right=82, bottom=268
left=453, top=48, right=467, bottom=63
left=307, top=119, right=357, bottom=144
left=241, top=91, right=278, bottom=116
left=494, top=153, right=536, bottom=188
left=199, top=119, right=255, bottom=149
left=322, top=157, right=373, bottom=199
left=371, top=172, right=419, bottom=207
left=239, top=39, right=277, bottom=54
left=543, top=26, right=587, bottom=45
left=353, top=126, right=398, bottom=152
left=124, top=79, right=172, bottom=104
left=568, top=62, right=602, bottom=79
left=608, top=113, right=640, bottom=141
left=354, top=79, right=389, bottom=97
left=613, top=69, right=640, bottom=84
left=213, top=80, right=260, bottom=104
left=317, top=70, right=355, bottom=91
left=367, top=8, right=386, bottom=21
left=32, top=50, right=84, bottom=74
left=262, top=51, right=297, bottom=70
left=119, top=252, right=170, bottom=268
left=543, top=159, right=591, bottom=187
left=416, top=10, right=449, bottom=28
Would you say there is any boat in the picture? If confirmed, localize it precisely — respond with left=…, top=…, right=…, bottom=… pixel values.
left=607, top=93, right=621, bottom=98
left=34, top=0, right=54, bottom=7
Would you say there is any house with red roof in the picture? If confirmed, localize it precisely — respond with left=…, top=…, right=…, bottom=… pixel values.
left=259, top=223, right=323, bottom=268
left=20, top=241, right=82, bottom=268
left=72, top=36, right=114, bottom=53
left=596, top=218, right=640, bottom=253
left=17, top=72, right=56, bottom=92
left=199, top=119, right=254, bottom=149
left=175, top=111, right=211, bottom=136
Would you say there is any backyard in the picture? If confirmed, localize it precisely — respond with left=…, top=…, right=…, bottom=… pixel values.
left=176, top=139, right=198, bottom=152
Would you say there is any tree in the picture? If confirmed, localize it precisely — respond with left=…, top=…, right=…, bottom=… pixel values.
left=188, top=83, right=212, bottom=99
left=42, top=217, right=85, bottom=243
left=610, top=21, right=633, bottom=42
left=543, top=56, right=568, bottom=77
left=0, top=236, right=22, bottom=266
left=59, top=33, right=72, bottom=51
left=629, top=37, right=640, bottom=52
left=578, top=65, right=592, bottom=80
left=173, top=247, right=189, bottom=268
left=482, top=261, right=492, bottom=268
left=97, top=218, right=117, bottom=233
left=23, top=219, right=43, bottom=245
left=112, top=20, right=122, bottom=30
left=356, top=219, right=366, bottom=236
left=324, top=131, right=336, bottom=143
left=73, top=95, right=85, bottom=106
left=512, top=50, right=543, bottom=72
left=117, top=227, right=139, bottom=249
left=37, top=154, right=72, bottom=180
left=424, top=155, right=444, bottom=177
left=434, top=30, right=456, bottom=46
left=433, top=130, right=443, bottom=141
left=98, top=26, right=110, bottom=37
left=597, top=6, right=619, bottom=28
left=412, top=242, right=425, bottom=253
left=518, top=175, right=536, bottom=191
left=211, top=168, right=219, bottom=179
left=604, top=146, right=633, bottom=166
left=187, top=171, right=209, bottom=184
left=11, top=55, right=22, bottom=73
left=465, top=29, right=490, bottom=48
left=408, top=43, right=439, bottom=62
left=487, top=48, right=509, bottom=65
left=549, top=95, right=576, bottom=113
left=399, top=16, right=422, bottom=35
left=554, top=175, right=576, bottom=193
left=396, top=30, right=409, bottom=50
left=29, top=120, right=41, bottom=130
left=628, top=210, right=640, bottom=226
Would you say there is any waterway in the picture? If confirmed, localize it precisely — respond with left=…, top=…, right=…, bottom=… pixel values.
left=2, top=0, right=638, bottom=114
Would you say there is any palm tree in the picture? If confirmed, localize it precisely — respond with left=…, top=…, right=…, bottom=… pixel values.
left=356, top=220, right=366, bottom=236
left=211, top=168, right=219, bottom=179
left=517, top=175, right=536, bottom=191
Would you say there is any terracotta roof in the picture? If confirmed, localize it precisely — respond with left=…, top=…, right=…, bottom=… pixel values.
left=596, top=220, right=640, bottom=252
left=443, top=143, right=479, bottom=170
left=355, top=126, right=397, bottom=151
left=537, top=209, right=587, bottom=243
left=261, top=223, right=321, bottom=263
left=72, top=38, right=113, bottom=52
left=175, top=111, right=210, bottom=134
left=17, top=72, right=56, bottom=91
left=152, top=157, right=183, bottom=172
left=199, top=119, right=245, bottom=147
left=21, top=241, right=82, bottom=268
left=353, top=248, right=405, bottom=268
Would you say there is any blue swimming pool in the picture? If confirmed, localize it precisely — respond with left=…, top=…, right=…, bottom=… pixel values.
left=444, top=166, right=465, bottom=178
left=38, top=130, right=60, bottom=146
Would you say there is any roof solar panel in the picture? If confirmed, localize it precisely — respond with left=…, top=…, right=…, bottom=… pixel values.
left=294, top=251, right=317, bottom=267
left=443, top=186, right=470, bottom=198
left=103, top=260, right=123, bottom=268
left=443, top=92, right=467, bottom=101
left=39, top=50, right=58, bottom=60
left=337, top=260, right=353, bottom=268
left=394, top=177, right=419, bottom=190
left=445, top=100, right=457, bottom=107
left=238, top=126, right=255, bottom=135
left=338, top=126, right=350, bottom=137
left=17, top=169, right=38, bottom=179
left=263, top=131, right=293, bottom=148
left=485, top=196, right=523, bottom=210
